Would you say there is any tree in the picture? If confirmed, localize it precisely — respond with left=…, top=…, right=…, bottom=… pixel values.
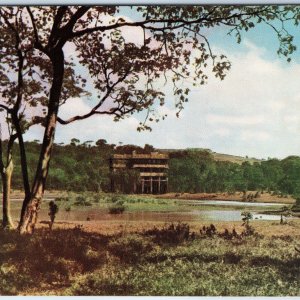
left=0, top=6, right=298, bottom=233
left=0, top=9, right=43, bottom=228
left=0, top=128, right=17, bottom=228
left=0, top=7, right=85, bottom=231
left=96, top=139, right=107, bottom=147
left=169, top=149, right=216, bottom=193
left=70, top=138, right=80, bottom=146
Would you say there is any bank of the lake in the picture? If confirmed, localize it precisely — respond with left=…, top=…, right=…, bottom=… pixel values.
left=157, top=191, right=296, bottom=204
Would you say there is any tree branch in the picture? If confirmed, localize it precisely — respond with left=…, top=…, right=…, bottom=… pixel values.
left=0, top=104, right=10, bottom=112
left=57, top=67, right=131, bottom=125
left=26, top=7, right=42, bottom=50
left=71, top=8, right=267, bottom=38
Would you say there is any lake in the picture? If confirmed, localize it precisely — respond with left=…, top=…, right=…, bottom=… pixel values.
left=8, top=199, right=290, bottom=223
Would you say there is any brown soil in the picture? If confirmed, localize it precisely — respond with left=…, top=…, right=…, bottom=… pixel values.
left=157, top=192, right=295, bottom=204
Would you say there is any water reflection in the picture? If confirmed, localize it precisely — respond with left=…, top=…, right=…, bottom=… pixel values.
left=176, top=199, right=285, bottom=207
left=9, top=208, right=289, bottom=223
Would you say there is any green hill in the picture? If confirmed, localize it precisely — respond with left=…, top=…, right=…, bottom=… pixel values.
left=159, top=148, right=261, bottom=165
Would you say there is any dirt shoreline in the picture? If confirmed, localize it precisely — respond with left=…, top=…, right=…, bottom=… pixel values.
left=3, top=190, right=296, bottom=204
left=156, top=192, right=295, bottom=204
left=35, top=218, right=300, bottom=238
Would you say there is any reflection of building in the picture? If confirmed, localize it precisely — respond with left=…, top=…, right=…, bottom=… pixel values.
left=110, top=151, right=169, bottom=194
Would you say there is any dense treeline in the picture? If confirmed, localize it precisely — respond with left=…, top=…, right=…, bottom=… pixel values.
left=168, top=150, right=300, bottom=197
left=1, top=140, right=300, bottom=197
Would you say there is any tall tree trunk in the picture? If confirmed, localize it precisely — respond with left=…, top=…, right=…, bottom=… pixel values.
left=13, top=115, right=34, bottom=230
left=1, top=159, right=14, bottom=229
left=19, top=49, right=64, bottom=234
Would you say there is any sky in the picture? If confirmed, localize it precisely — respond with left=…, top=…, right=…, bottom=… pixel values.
left=4, top=6, right=300, bottom=159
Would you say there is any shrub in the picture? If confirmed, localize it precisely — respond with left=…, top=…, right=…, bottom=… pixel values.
left=241, top=211, right=255, bottom=236
left=218, top=228, right=240, bottom=240
left=65, top=205, right=72, bottom=212
left=55, top=196, right=69, bottom=202
left=92, top=195, right=100, bottom=203
left=109, top=194, right=126, bottom=203
left=199, top=224, right=241, bottom=240
left=74, top=196, right=92, bottom=206
left=144, top=222, right=191, bottom=244
left=108, top=201, right=126, bottom=214
left=200, top=224, right=217, bottom=237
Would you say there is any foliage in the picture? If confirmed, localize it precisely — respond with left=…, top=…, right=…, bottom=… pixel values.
left=168, top=150, right=300, bottom=195
left=144, top=222, right=192, bottom=244
left=66, top=230, right=300, bottom=296
left=199, top=223, right=254, bottom=240
left=106, top=194, right=126, bottom=203
left=200, top=224, right=217, bottom=237
left=74, top=196, right=92, bottom=207
left=108, top=201, right=126, bottom=214
left=241, top=211, right=255, bottom=236
left=2, top=224, right=300, bottom=295
left=108, top=234, right=154, bottom=263
left=1, top=143, right=300, bottom=196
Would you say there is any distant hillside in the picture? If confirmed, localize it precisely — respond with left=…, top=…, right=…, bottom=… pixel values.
left=212, top=152, right=261, bottom=165
left=158, top=148, right=261, bottom=165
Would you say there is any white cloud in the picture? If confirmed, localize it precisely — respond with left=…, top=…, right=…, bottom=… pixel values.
left=55, top=98, right=140, bottom=145
left=213, top=128, right=231, bottom=137
left=241, top=130, right=271, bottom=141
left=206, top=114, right=265, bottom=126
left=19, top=38, right=300, bottom=159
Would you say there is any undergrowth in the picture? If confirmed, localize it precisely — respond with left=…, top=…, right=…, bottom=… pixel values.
left=1, top=222, right=300, bottom=296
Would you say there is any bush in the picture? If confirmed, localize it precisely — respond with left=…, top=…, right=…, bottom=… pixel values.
left=92, top=195, right=100, bottom=203
left=199, top=224, right=241, bottom=240
left=74, top=196, right=92, bottom=206
left=144, top=222, right=191, bottom=244
left=55, top=196, right=69, bottom=202
left=108, top=201, right=126, bottom=214
left=200, top=224, right=217, bottom=237
left=65, top=205, right=72, bottom=212
left=218, top=228, right=240, bottom=240
left=241, top=211, right=255, bottom=237
left=108, top=194, right=126, bottom=203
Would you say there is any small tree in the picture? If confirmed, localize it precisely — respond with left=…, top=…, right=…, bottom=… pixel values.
left=241, top=211, right=254, bottom=236
left=70, top=138, right=80, bottom=146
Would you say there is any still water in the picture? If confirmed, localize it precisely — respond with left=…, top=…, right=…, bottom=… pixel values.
left=10, top=209, right=285, bottom=223
left=177, top=199, right=285, bottom=207
left=8, top=199, right=289, bottom=223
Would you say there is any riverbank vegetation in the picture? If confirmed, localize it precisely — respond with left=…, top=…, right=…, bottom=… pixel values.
left=2, top=140, right=300, bottom=199
left=1, top=221, right=300, bottom=296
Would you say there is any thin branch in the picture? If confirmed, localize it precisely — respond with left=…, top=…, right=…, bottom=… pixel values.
left=0, top=104, right=10, bottom=112
left=26, top=7, right=40, bottom=47
left=6, top=133, right=17, bottom=164
left=71, top=9, right=267, bottom=38
left=58, top=67, right=131, bottom=125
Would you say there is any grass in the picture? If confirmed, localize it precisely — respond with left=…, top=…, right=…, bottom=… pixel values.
left=4, top=192, right=300, bottom=295
left=1, top=221, right=300, bottom=296
left=13, top=192, right=286, bottom=217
